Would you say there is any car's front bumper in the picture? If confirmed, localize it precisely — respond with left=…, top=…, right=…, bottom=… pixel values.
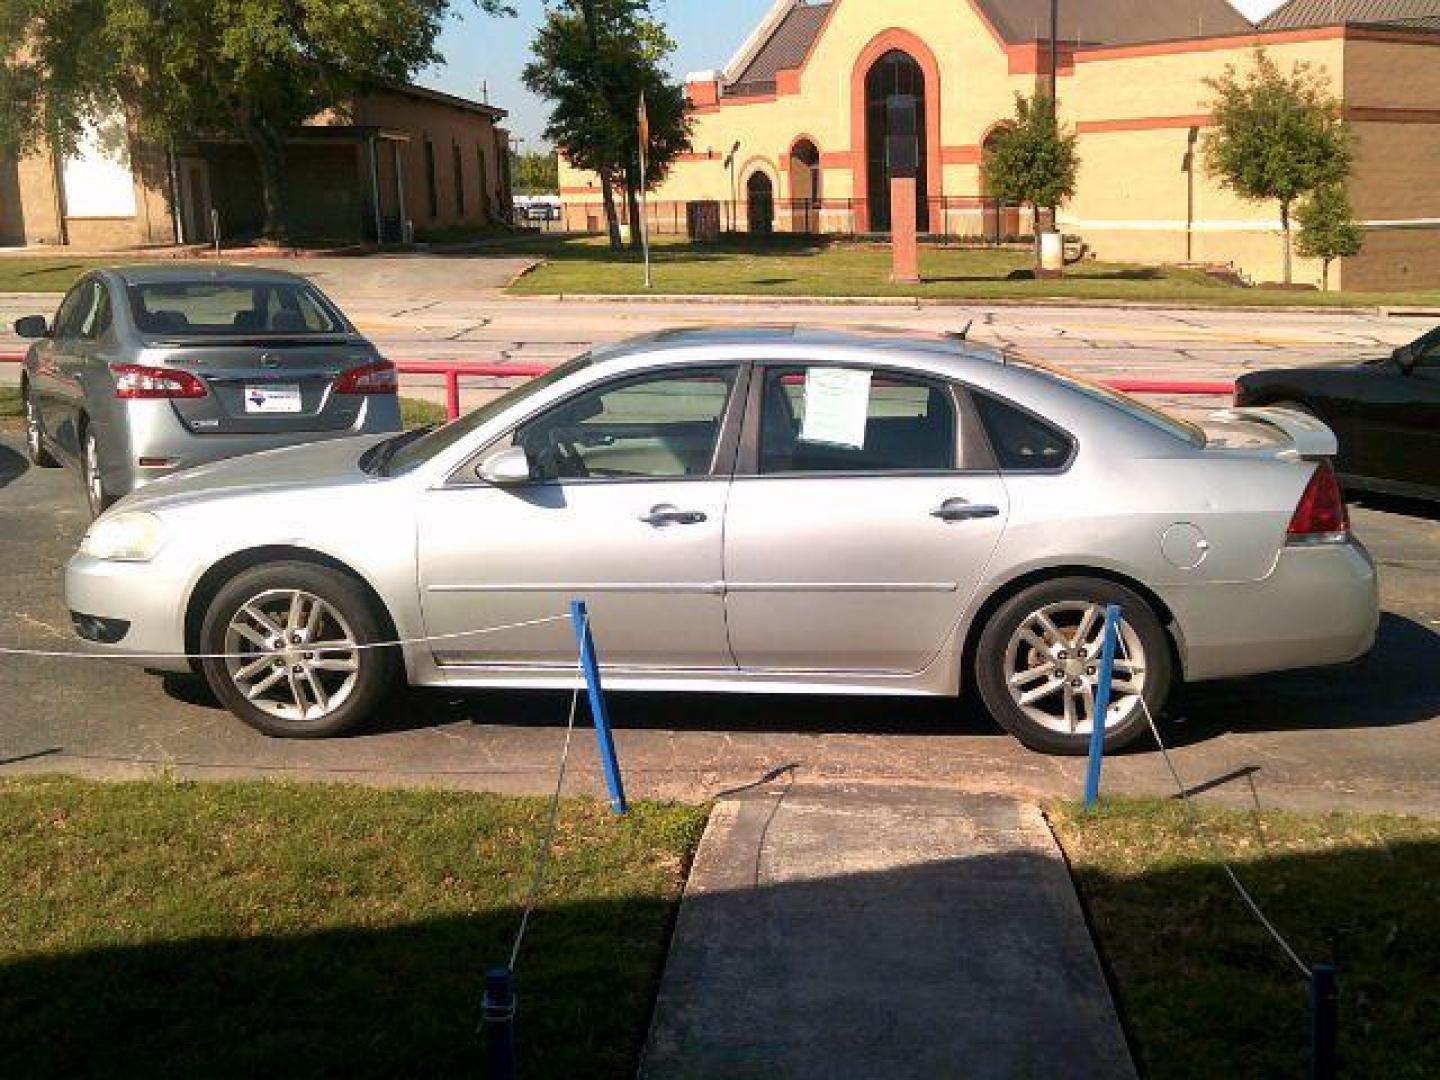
left=1162, top=539, right=1379, bottom=683
left=64, top=554, right=194, bottom=673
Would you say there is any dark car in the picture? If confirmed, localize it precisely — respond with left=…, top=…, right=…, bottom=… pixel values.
left=1235, top=326, right=1440, bottom=502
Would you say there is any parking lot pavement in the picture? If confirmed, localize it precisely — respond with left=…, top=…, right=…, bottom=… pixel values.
left=2, top=430, right=1438, bottom=816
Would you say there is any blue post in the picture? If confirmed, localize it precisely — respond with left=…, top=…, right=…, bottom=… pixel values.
left=1083, top=603, right=1123, bottom=810
left=481, top=966, right=517, bottom=1079
left=1309, top=964, right=1339, bottom=1080
left=570, top=600, right=628, bottom=815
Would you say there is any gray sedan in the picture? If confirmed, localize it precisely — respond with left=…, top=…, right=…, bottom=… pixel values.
left=16, top=265, right=402, bottom=516
left=64, top=327, right=1379, bottom=754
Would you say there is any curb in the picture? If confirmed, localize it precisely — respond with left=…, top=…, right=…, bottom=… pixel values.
left=513, top=290, right=1439, bottom=317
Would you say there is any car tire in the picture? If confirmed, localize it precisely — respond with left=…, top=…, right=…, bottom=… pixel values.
left=22, top=385, right=60, bottom=468
left=973, top=576, right=1172, bottom=756
left=198, top=561, right=399, bottom=739
left=79, top=422, right=114, bottom=518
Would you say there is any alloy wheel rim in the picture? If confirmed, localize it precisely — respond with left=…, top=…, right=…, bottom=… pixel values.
left=83, top=433, right=103, bottom=511
left=1002, top=601, right=1147, bottom=736
left=223, top=589, right=361, bottom=723
left=24, top=395, right=40, bottom=457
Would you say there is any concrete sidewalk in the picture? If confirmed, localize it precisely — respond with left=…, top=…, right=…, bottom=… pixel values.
left=641, top=783, right=1135, bottom=1080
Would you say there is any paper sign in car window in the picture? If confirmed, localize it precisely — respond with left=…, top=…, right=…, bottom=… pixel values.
left=800, top=367, right=872, bottom=449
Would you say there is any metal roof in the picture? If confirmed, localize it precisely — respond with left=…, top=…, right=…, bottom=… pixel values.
left=1260, top=0, right=1440, bottom=29
left=724, top=0, right=1257, bottom=94
left=728, top=3, right=832, bottom=94
left=974, top=0, right=1253, bottom=45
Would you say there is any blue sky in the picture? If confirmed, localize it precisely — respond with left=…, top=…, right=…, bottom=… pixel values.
left=420, top=0, right=1286, bottom=149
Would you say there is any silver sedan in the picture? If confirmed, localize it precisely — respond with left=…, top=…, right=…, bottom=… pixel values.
left=64, top=327, right=1379, bottom=754
left=16, top=265, right=401, bottom=517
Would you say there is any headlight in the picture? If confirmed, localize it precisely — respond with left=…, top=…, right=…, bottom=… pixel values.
left=81, top=512, right=166, bottom=562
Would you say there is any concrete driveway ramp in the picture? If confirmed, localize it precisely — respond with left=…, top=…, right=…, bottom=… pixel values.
left=640, top=784, right=1135, bottom=1080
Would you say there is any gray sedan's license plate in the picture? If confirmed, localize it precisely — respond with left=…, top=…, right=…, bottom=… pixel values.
left=245, top=384, right=302, bottom=414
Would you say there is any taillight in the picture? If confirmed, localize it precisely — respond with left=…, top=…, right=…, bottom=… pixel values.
left=334, top=360, right=397, bottom=395
left=112, top=364, right=208, bottom=399
left=1287, top=461, right=1348, bottom=543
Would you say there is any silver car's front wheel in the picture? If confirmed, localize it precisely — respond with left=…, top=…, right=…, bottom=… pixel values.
left=23, top=389, right=59, bottom=468
left=223, top=589, right=362, bottom=724
left=975, top=577, right=1172, bottom=755
left=199, top=562, right=399, bottom=738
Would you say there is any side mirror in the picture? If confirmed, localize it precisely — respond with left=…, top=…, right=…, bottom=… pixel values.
left=13, top=315, right=48, bottom=339
left=477, top=445, right=533, bottom=485
left=1393, top=345, right=1418, bottom=374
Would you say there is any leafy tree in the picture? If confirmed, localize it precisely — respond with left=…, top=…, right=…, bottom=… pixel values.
left=1204, top=48, right=1351, bottom=285
left=1296, top=183, right=1363, bottom=291
left=511, top=149, right=560, bottom=194
left=0, top=0, right=513, bottom=241
left=980, top=93, right=1078, bottom=272
left=525, top=0, right=691, bottom=250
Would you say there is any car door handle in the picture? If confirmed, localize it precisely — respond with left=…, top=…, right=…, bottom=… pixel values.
left=931, top=498, right=1001, bottom=522
left=640, top=504, right=708, bottom=527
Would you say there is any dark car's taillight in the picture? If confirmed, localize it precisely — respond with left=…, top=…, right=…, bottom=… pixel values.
left=112, top=364, right=208, bottom=399
left=334, top=360, right=398, bottom=395
left=1287, top=461, right=1348, bottom=544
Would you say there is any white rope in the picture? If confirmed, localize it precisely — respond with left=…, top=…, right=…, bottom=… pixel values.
left=1119, top=635, right=1313, bottom=981
left=0, top=614, right=569, bottom=663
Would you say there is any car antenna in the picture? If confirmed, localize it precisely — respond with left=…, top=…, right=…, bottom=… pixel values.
left=947, top=320, right=973, bottom=341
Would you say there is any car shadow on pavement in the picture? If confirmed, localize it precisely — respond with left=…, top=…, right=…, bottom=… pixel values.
left=0, top=443, right=29, bottom=489
left=1352, top=492, right=1440, bottom=524
left=1160, top=612, right=1440, bottom=748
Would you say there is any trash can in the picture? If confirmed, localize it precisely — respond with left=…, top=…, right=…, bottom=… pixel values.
left=687, top=200, right=721, bottom=242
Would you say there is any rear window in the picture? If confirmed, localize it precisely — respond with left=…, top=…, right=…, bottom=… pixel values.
left=127, top=281, right=346, bottom=337
left=1008, top=354, right=1206, bottom=447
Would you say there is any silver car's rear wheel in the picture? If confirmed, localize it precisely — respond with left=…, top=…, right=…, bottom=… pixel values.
left=80, top=426, right=112, bottom=517
left=199, top=561, right=399, bottom=738
left=223, top=589, right=362, bottom=724
left=975, top=576, right=1172, bottom=755
left=1002, top=602, right=1148, bottom=737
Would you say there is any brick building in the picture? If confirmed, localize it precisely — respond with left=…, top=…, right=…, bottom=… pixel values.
left=560, top=0, right=1440, bottom=290
left=0, top=84, right=512, bottom=249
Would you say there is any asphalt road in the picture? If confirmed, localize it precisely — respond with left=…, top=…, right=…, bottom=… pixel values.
left=2, top=430, right=1437, bottom=815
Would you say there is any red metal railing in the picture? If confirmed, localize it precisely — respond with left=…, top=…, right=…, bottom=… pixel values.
left=0, top=351, right=1236, bottom=420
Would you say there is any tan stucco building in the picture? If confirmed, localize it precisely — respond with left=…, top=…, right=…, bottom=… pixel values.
left=559, top=0, right=1440, bottom=290
left=0, top=84, right=512, bottom=249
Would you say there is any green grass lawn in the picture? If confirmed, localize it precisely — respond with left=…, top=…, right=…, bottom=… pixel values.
left=504, top=233, right=1440, bottom=308
left=0, top=258, right=120, bottom=294
left=401, top=395, right=449, bottom=429
left=0, top=386, right=20, bottom=419
left=1049, top=798, right=1440, bottom=1079
left=0, top=777, right=706, bottom=1078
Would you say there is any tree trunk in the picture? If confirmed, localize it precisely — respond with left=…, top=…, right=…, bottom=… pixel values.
left=240, top=115, right=290, bottom=243
left=1032, top=203, right=1042, bottom=273
left=1322, top=257, right=1331, bottom=293
left=1280, top=199, right=1293, bottom=286
left=624, top=168, right=643, bottom=250
left=597, top=166, right=623, bottom=250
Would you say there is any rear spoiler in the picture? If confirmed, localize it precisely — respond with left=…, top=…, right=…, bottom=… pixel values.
left=1208, top=406, right=1338, bottom=459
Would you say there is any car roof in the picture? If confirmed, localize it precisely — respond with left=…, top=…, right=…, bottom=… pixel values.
left=104, top=263, right=313, bottom=287
left=588, top=324, right=1008, bottom=372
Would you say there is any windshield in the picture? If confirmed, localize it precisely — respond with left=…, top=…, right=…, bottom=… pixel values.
left=127, top=281, right=347, bottom=337
left=1007, top=353, right=1207, bottom=447
left=382, top=354, right=593, bottom=476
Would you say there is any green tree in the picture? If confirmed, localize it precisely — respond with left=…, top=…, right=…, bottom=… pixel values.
left=1296, top=183, right=1364, bottom=291
left=980, top=93, right=1079, bottom=272
left=0, top=0, right=513, bottom=242
left=1204, top=48, right=1351, bottom=285
left=511, top=149, right=560, bottom=194
left=524, top=0, right=691, bottom=250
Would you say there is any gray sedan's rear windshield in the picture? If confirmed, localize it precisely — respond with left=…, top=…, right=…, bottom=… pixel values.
left=127, top=281, right=345, bottom=337
left=1010, top=354, right=1207, bottom=447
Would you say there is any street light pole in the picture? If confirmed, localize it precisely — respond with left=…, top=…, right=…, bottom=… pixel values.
left=1049, top=0, right=1059, bottom=107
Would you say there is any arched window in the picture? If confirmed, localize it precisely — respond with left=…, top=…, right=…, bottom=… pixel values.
left=864, top=50, right=928, bottom=233
left=788, top=139, right=821, bottom=233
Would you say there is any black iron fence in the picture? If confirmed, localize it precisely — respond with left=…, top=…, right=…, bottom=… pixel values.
left=560, top=196, right=1037, bottom=244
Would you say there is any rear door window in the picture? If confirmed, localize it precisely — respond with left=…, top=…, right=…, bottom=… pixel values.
left=758, top=366, right=958, bottom=474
